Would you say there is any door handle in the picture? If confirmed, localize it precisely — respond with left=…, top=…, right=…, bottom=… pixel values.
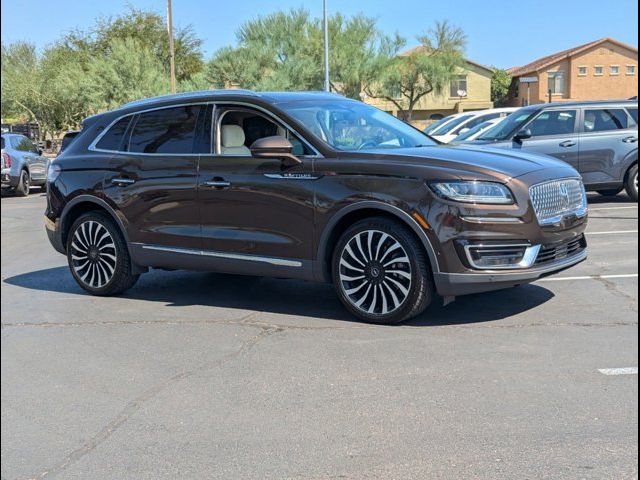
left=559, top=140, right=576, bottom=148
left=111, top=177, right=135, bottom=186
left=623, top=136, right=638, bottom=143
left=203, top=179, right=231, bottom=189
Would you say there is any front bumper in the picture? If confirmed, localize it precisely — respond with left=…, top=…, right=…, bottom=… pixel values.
left=433, top=248, right=587, bottom=296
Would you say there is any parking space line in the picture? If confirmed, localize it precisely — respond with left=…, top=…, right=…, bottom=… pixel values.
left=538, top=274, right=638, bottom=282
left=587, top=230, right=638, bottom=235
left=589, top=206, right=638, bottom=211
left=598, top=367, right=638, bottom=376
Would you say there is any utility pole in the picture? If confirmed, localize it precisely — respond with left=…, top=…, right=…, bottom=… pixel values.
left=167, top=0, right=177, bottom=94
left=323, top=0, right=330, bottom=92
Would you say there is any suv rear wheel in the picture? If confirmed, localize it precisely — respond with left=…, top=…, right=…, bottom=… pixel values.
left=67, top=212, right=139, bottom=295
left=332, top=217, right=433, bottom=324
left=625, top=164, right=638, bottom=202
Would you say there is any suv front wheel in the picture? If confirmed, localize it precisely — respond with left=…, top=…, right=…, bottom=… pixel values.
left=67, top=212, right=139, bottom=295
left=332, top=217, right=433, bottom=324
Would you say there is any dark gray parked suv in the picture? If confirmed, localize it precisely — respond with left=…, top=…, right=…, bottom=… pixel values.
left=465, top=101, right=638, bottom=201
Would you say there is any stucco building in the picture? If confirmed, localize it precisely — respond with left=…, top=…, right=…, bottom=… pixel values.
left=507, top=38, right=638, bottom=106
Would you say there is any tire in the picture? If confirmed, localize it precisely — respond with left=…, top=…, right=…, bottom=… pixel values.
left=14, top=170, right=30, bottom=197
left=597, top=188, right=622, bottom=197
left=625, top=164, right=638, bottom=202
left=67, top=211, right=139, bottom=296
left=332, top=217, right=433, bottom=324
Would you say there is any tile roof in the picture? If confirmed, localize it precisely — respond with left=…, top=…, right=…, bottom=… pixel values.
left=400, top=45, right=494, bottom=73
left=508, top=38, right=638, bottom=77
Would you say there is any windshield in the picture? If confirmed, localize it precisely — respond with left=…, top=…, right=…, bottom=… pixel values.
left=476, top=111, right=536, bottom=141
left=277, top=99, right=436, bottom=151
left=431, top=114, right=474, bottom=135
left=453, top=120, right=495, bottom=142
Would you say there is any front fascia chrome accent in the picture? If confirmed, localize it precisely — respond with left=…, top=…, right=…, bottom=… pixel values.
left=462, top=216, right=524, bottom=224
left=464, top=243, right=542, bottom=270
left=264, top=173, right=322, bottom=180
left=138, top=244, right=303, bottom=268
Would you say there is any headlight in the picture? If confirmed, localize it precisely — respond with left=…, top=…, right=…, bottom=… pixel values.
left=429, top=181, right=514, bottom=205
left=47, top=163, right=62, bottom=183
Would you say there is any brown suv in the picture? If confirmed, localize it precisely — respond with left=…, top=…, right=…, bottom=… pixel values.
left=45, top=91, right=588, bottom=324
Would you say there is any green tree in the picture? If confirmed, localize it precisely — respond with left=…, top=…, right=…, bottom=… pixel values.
left=365, top=20, right=468, bottom=122
left=491, top=69, right=512, bottom=107
left=207, top=9, right=400, bottom=99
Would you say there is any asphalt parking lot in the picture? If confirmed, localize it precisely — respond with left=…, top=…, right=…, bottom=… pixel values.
left=1, top=192, right=637, bottom=480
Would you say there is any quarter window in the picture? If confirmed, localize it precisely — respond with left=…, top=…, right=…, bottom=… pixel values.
left=547, top=71, right=565, bottom=94
left=528, top=110, right=577, bottom=137
left=129, top=105, right=201, bottom=154
left=583, top=109, right=631, bottom=132
left=627, top=108, right=638, bottom=124
left=95, top=116, right=132, bottom=151
left=450, top=75, right=468, bottom=97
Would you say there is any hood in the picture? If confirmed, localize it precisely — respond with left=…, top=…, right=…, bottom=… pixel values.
left=345, top=144, right=571, bottom=181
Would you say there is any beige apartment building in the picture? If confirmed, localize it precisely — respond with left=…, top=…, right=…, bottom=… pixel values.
left=508, top=38, right=638, bottom=106
left=364, top=51, right=495, bottom=129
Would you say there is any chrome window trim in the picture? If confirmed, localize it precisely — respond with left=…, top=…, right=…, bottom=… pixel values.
left=138, top=244, right=303, bottom=268
left=211, top=101, right=323, bottom=158
left=88, top=101, right=213, bottom=156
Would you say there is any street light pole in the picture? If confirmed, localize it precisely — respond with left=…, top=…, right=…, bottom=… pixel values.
left=167, top=0, right=177, bottom=94
left=323, top=0, right=330, bottom=92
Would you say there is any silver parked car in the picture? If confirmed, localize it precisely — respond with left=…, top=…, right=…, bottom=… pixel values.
left=464, top=100, right=638, bottom=201
left=1, top=133, right=49, bottom=196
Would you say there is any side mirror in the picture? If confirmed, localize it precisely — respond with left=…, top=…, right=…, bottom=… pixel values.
left=38, top=149, right=44, bottom=156
left=250, top=135, right=302, bottom=167
left=514, top=128, right=532, bottom=143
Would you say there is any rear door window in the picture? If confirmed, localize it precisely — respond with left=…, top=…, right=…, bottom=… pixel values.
left=528, top=109, right=577, bottom=137
left=583, top=108, right=632, bottom=132
left=95, top=116, right=132, bottom=151
left=129, top=105, right=201, bottom=154
left=13, top=136, right=38, bottom=153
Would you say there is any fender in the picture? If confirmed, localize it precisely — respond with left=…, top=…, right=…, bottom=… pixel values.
left=316, top=200, right=441, bottom=282
left=622, top=149, right=638, bottom=179
left=60, top=194, right=133, bottom=253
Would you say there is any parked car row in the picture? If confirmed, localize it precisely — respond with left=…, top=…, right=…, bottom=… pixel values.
left=426, top=100, right=638, bottom=201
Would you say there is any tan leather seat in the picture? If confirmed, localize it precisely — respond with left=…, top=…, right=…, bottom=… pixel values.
left=221, top=125, right=251, bottom=156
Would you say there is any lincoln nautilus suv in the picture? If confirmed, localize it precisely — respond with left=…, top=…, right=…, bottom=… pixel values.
left=45, top=90, right=589, bottom=324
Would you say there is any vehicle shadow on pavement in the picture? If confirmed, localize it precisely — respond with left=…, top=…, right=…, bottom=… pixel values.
left=4, top=266, right=554, bottom=326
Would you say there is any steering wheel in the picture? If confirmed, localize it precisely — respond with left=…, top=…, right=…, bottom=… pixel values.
left=357, top=140, right=379, bottom=150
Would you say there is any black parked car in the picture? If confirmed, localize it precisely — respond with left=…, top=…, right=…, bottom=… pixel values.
left=46, top=91, right=589, bottom=324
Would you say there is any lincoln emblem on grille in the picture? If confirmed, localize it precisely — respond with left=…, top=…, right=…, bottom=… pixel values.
left=559, top=183, right=570, bottom=210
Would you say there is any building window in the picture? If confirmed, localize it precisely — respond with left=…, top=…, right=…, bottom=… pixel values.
left=450, top=75, right=468, bottom=97
left=594, top=66, right=604, bottom=76
left=610, top=65, right=620, bottom=75
left=547, top=71, right=565, bottom=94
left=627, top=65, right=636, bottom=75
left=578, top=66, right=588, bottom=76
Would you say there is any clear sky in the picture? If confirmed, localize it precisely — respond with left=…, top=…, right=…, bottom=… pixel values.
left=1, top=0, right=638, bottom=69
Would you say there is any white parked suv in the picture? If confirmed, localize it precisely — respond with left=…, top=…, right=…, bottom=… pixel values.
left=429, top=108, right=517, bottom=144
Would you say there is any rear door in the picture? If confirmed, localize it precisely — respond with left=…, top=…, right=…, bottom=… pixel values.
left=514, top=108, right=580, bottom=170
left=578, top=106, right=638, bottom=186
left=101, top=104, right=205, bottom=250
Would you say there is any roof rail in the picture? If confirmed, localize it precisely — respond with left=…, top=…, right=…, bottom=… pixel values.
left=120, top=89, right=257, bottom=109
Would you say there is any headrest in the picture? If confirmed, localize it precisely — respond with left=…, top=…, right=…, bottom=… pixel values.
left=222, top=125, right=246, bottom=148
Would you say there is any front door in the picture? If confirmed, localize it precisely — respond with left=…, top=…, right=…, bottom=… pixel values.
left=102, top=104, right=206, bottom=250
left=514, top=108, right=580, bottom=171
left=197, top=105, right=318, bottom=266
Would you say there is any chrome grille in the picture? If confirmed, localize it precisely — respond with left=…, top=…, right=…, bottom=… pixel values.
left=529, top=178, right=587, bottom=225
